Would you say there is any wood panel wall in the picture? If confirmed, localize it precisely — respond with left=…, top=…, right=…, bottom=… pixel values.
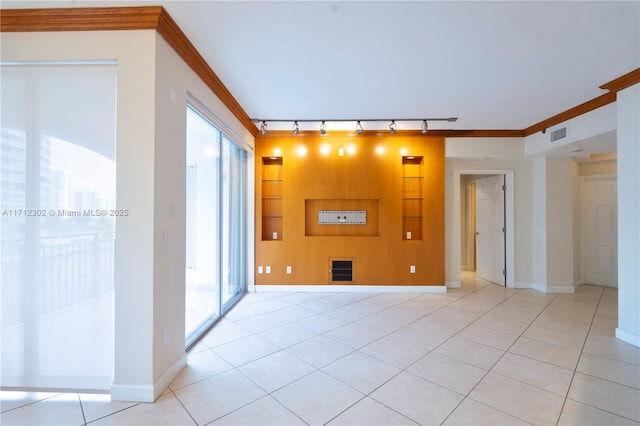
left=255, top=133, right=445, bottom=286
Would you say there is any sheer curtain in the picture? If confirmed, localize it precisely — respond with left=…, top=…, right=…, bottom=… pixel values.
left=1, top=63, right=117, bottom=390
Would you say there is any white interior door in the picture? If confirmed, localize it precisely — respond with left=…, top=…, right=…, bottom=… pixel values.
left=581, top=176, right=618, bottom=287
left=475, top=175, right=505, bottom=285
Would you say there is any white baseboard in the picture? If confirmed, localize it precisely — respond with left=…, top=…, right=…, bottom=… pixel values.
left=615, top=328, right=640, bottom=348
left=528, top=282, right=576, bottom=294
left=446, top=281, right=461, bottom=289
left=515, top=281, right=534, bottom=289
left=545, top=285, right=576, bottom=294
left=111, top=353, right=187, bottom=402
left=110, top=384, right=154, bottom=403
left=255, top=285, right=447, bottom=294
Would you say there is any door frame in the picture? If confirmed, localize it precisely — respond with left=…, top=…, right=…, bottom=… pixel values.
left=579, top=174, right=618, bottom=287
left=452, top=169, right=515, bottom=288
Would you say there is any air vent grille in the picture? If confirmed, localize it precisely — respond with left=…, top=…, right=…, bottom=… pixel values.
left=331, top=260, right=353, bottom=282
left=550, top=127, right=567, bottom=143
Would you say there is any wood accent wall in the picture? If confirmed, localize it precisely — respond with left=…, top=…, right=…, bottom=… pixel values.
left=255, top=133, right=445, bottom=286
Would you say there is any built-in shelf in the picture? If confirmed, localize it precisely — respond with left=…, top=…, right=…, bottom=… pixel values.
left=402, top=156, right=424, bottom=240
left=262, top=157, right=283, bottom=241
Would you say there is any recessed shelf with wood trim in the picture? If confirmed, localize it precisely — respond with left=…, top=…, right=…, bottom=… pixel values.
left=402, top=156, right=424, bottom=240
left=262, top=157, right=283, bottom=241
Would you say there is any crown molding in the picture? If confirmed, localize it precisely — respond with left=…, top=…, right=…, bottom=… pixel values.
left=0, top=6, right=257, bottom=136
left=599, top=67, right=640, bottom=93
left=2, top=7, right=638, bottom=140
left=523, top=92, right=617, bottom=137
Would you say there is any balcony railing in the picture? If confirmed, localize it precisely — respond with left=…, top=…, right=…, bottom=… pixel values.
left=1, top=232, right=115, bottom=324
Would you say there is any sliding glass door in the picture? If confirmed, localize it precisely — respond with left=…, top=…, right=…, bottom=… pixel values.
left=185, top=105, right=247, bottom=347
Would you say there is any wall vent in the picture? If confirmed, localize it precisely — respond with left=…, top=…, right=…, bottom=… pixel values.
left=550, top=127, right=567, bottom=143
left=331, top=260, right=353, bottom=282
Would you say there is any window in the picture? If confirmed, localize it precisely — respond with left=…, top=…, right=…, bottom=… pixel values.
left=1, top=63, right=117, bottom=390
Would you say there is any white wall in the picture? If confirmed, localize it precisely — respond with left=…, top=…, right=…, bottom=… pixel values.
left=545, top=157, right=579, bottom=292
left=445, top=151, right=533, bottom=287
left=446, top=137, right=524, bottom=158
left=524, top=103, right=617, bottom=156
left=579, top=159, right=616, bottom=176
left=616, top=84, right=640, bottom=347
left=151, top=34, right=255, bottom=389
left=2, top=30, right=256, bottom=401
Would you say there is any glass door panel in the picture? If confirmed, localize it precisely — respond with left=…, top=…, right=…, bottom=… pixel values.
left=185, top=107, right=221, bottom=342
left=185, top=105, right=247, bottom=348
left=221, top=137, right=246, bottom=307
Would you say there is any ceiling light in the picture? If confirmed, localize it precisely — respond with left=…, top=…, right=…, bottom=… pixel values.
left=320, top=121, right=327, bottom=136
left=421, top=120, right=428, bottom=134
left=356, top=121, right=364, bottom=135
left=389, top=120, right=397, bottom=134
left=260, top=121, right=267, bottom=135
left=293, top=121, right=299, bottom=135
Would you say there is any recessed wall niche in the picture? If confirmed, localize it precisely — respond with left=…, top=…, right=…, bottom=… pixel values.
left=402, top=156, right=424, bottom=240
left=261, top=157, right=283, bottom=240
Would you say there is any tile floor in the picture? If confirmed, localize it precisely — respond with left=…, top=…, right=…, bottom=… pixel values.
left=2, top=273, right=639, bottom=425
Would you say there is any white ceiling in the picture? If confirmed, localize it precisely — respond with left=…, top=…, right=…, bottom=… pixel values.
left=4, top=1, right=639, bottom=132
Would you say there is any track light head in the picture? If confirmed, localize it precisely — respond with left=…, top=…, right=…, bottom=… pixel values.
left=260, top=121, right=267, bottom=135
left=389, top=120, right=397, bottom=134
left=356, top=121, right=363, bottom=135
left=421, top=120, right=428, bottom=134
left=320, top=121, right=327, bottom=136
left=293, top=121, right=299, bottom=135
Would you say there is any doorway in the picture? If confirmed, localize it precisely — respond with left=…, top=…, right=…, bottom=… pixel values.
left=453, top=169, right=514, bottom=288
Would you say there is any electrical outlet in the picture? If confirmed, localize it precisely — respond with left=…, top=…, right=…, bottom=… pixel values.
left=258, top=266, right=263, bottom=274
left=163, top=329, right=170, bottom=346
left=286, top=266, right=292, bottom=274
left=410, top=265, right=416, bottom=273
left=406, top=231, right=412, bottom=240
left=266, top=266, right=271, bottom=274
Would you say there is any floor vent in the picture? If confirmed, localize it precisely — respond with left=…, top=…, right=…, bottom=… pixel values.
left=331, top=260, right=353, bottom=282
left=550, top=127, right=567, bottom=143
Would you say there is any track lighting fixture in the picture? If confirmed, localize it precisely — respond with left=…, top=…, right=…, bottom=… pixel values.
left=251, top=118, right=457, bottom=134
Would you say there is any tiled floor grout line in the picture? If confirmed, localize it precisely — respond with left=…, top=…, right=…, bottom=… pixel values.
left=169, top=388, right=199, bottom=426
left=77, top=394, right=88, bottom=426
left=223, top=290, right=482, bottom=426
left=4, top=283, right=638, bottom=425
left=205, top=285, right=636, bottom=425
left=557, top=303, right=601, bottom=425
left=0, top=392, right=63, bottom=415
left=553, top=287, right=640, bottom=425
left=436, top=287, right=547, bottom=425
